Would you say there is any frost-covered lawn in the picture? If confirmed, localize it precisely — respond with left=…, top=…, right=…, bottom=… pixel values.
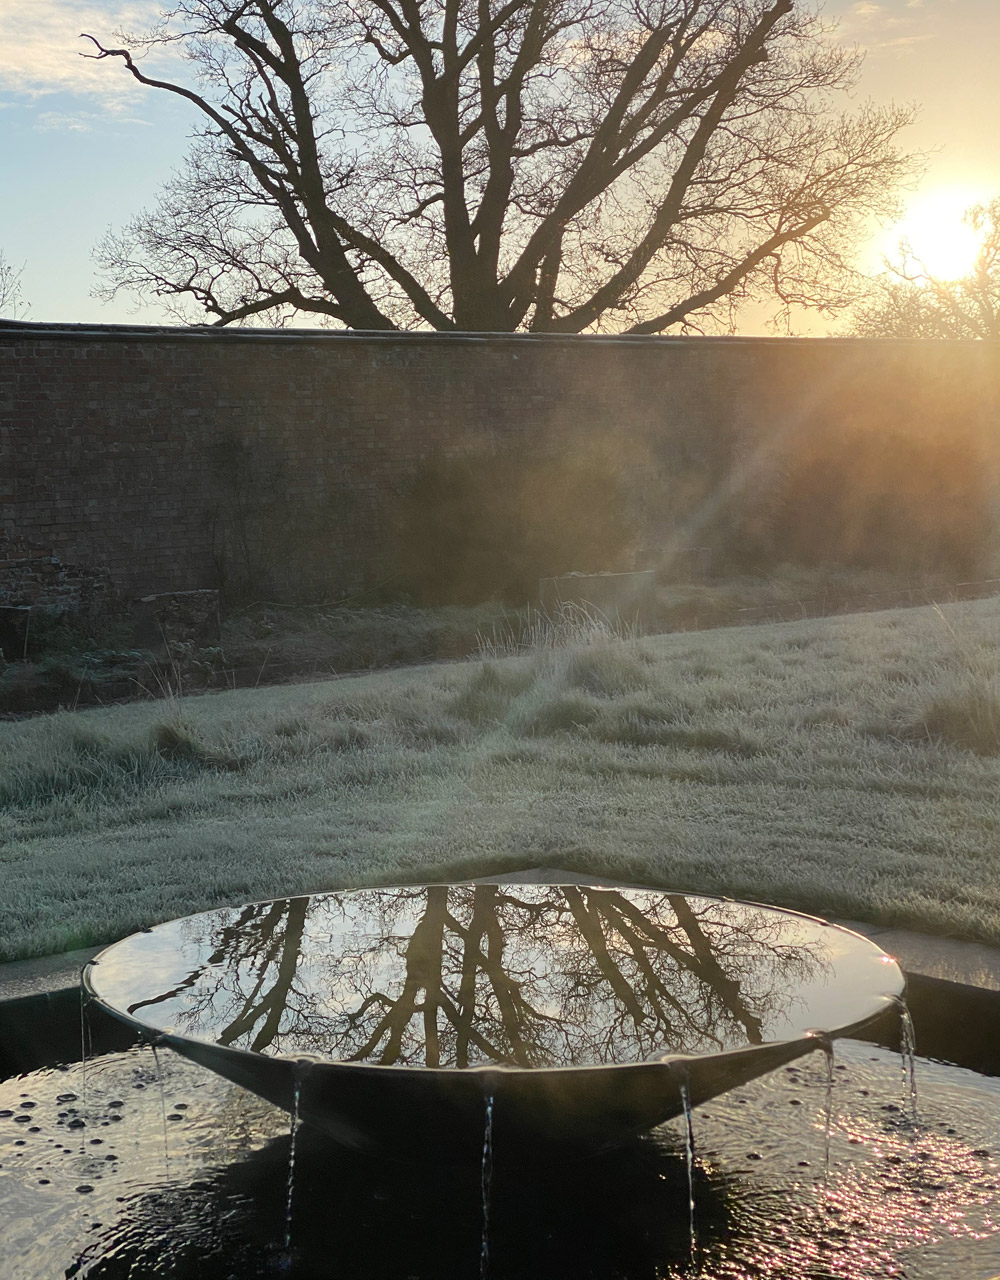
left=1, top=598, right=998, bottom=962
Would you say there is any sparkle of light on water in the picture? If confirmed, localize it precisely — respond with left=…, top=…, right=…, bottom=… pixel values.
left=2, top=1042, right=999, bottom=1279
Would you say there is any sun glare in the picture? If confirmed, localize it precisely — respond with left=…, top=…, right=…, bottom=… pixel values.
left=876, top=188, right=989, bottom=281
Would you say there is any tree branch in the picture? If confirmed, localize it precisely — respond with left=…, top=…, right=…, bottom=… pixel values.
left=624, top=211, right=829, bottom=334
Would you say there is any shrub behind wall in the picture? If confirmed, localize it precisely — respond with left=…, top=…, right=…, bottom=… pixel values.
left=762, top=419, right=995, bottom=578
left=207, top=434, right=358, bottom=605
left=392, top=440, right=636, bottom=605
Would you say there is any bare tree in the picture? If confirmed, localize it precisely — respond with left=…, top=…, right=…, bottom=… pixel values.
left=852, top=197, right=1000, bottom=339
left=84, top=0, right=916, bottom=332
left=0, top=253, right=29, bottom=320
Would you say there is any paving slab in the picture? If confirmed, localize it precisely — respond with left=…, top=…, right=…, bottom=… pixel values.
left=828, top=919, right=1000, bottom=994
left=0, top=945, right=101, bottom=1004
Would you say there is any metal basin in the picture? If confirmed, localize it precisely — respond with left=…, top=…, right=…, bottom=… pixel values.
left=83, top=883, right=904, bottom=1158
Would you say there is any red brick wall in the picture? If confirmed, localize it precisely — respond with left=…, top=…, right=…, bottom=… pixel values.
left=2, top=324, right=998, bottom=598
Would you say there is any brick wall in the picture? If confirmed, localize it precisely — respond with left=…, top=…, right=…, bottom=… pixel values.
left=1, top=323, right=998, bottom=599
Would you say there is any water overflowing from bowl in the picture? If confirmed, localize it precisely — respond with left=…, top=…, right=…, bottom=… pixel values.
left=284, top=1062, right=304, bottom=1256
left=480, top=1089, right=495, bottom=1280
left=895, top=995, right=920, bottom=1127
left=674, top=1066, right=697, bottom=1266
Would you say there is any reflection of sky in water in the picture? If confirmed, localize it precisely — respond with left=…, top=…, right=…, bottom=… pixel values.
left=87, top=887, right=902, bottom=1069
left=92, top=931, right=211, bottom=1017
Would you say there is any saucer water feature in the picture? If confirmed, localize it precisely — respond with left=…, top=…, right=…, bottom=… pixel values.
left=5, top=885, right=1000, bottom=1278
left=82, top=883, right=905, bottom=1155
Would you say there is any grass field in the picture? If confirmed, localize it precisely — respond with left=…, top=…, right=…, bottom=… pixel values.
left=1, top=597, right=998, bottom=963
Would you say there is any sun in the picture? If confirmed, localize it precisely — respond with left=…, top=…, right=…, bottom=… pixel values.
left=875, top=188, right=990, bottom=281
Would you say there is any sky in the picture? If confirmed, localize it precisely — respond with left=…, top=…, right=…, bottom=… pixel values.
left=0, top=0, right=998, bottom=331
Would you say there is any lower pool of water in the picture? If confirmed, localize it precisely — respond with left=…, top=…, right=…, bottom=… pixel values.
left=1, top=1039, right=999, bottom=1279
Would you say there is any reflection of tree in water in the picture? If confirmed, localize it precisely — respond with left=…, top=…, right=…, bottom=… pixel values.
left=128, top=887, right=830, bottom=1067
left=128, top=898, right=316, bottom=1054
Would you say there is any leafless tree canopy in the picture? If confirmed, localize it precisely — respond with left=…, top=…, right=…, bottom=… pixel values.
left=0, top=253, right=28, bottom=320
left=852, top=198, right=1000, bottom=339
left=85, top=0, right=916, bottom=331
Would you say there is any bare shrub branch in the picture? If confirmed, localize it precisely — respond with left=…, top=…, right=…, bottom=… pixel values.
left=851, top=196, right=1000, bottom=339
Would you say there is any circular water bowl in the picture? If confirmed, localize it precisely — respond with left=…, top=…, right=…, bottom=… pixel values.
left=84, top=884, right=904, bottom=1159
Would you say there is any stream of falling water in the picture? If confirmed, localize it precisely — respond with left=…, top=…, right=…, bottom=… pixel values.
left=480, top=1092, right=495, bottom=1280
left=806, top=1032, right=836, bottom=1191
left=284, top=1065, right=304, bottom=1254
left=895, top=996, right=920, bottom=1126
left=77, top=983, right=97, bottom=1166
left=78, top=983, right=90, bottom=1119
left=149, top=1042, right=171, bottom=1171
left=677, top=1072, right=698, bottom=1270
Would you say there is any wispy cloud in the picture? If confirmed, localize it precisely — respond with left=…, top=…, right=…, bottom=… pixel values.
left=0, top=2, right=170, bottom=110
left=834, top=0, right=936, bottom=55
left=34, top=110, right=97, bottom=132
left=878, top=34, right=933, bottom=47
left=33, top=107, right=155, bottom=132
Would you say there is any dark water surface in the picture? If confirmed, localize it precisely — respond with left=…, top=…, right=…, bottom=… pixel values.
left=2, top=1041, right=999, bottom=1278
left=86, top=886, right=901, bottom=1067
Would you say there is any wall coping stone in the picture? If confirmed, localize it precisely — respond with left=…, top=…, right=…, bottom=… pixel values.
left=1, top=318, right=995, bottom=348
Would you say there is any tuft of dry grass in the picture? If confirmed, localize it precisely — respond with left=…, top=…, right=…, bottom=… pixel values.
left=912, top=686, right=1000, bottom=756
left=448, top=662, right=535, bottom=726
left=151, top=720, right=243, bottom=769
left=564, top=647, right=651, bottom=698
